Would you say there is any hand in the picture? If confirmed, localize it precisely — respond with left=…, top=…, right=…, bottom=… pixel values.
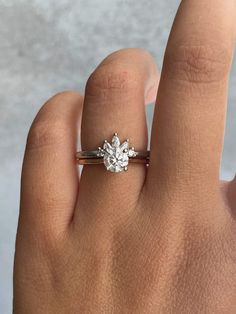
left=14, top=1, right=236, bottom=313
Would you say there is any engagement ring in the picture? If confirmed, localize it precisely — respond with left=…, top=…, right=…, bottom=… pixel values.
left=76, top=133, right=150, bottom=173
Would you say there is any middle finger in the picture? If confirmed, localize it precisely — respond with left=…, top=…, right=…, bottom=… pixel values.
left=148, top=0, right=236, bottom=198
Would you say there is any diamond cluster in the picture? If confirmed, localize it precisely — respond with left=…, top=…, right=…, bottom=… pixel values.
left=97, top=133, right=137, bottom=173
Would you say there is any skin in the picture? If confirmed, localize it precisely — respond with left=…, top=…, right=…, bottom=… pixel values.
left=14, top=0, right=236, bottom=313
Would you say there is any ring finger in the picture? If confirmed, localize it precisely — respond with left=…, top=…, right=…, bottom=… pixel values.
left=76, top=48, right=159, bottom=220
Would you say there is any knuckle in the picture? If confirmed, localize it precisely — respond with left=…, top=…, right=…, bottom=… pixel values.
left=26, top=119, right=68, bottom=150
left=165, top=43, right=232, bottom=84
left=85, top=64, right=140, bottom=97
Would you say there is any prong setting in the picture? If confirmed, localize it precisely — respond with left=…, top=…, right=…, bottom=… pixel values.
left=97, top=133, right=137, bottom=172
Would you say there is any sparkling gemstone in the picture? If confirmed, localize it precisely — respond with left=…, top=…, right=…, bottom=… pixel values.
left=128, top=148, right=137, bottom=157
left=101, top=134, right=131, bottom=172
left=112, top=134, right=120, bottom=147
left=120, top=141, right=129, bottom=151
left=103, top=141, right=113, bottom=155
left=104, top=148, right=129, bottom=172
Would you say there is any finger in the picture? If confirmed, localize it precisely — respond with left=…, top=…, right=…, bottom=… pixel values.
left=225, top=177, right=236, bottom=217
left=148, top=0, right=236, bottom=195
left=145, top=74, right=159, bottom=104
left=76, top=48, right=158, bottom=219
left=19, top=92, right=83, bottom=237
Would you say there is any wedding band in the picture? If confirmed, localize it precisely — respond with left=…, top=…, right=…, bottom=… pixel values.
left=76, top=133, right=150, bottom=173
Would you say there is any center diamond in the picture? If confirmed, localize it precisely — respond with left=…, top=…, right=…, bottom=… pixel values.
left=97, top=133, right=137, bottom=173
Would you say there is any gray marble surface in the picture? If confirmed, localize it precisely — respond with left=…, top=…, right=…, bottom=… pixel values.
left=0, top=1, right=235, bottom=313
